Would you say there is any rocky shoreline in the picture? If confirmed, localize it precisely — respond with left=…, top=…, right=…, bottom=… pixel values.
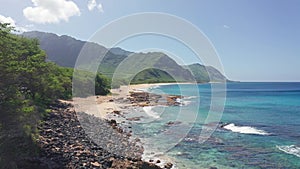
left=101, top=90, right=182, bottom=168
left=127, top=91, right=184, bottom=107
left=35, top=101, right=165, bottom=169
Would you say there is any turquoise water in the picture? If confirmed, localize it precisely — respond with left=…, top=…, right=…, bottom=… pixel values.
left=130, top=82, right=300, bottom=168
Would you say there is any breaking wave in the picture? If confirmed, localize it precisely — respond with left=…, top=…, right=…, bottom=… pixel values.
left=276, top=145, right=300, bottom=158
left=143, top=106, right=160, bottom=119
left=184, top=96, right=197, bottom=100
left=222, top=123, right=270, bottom=135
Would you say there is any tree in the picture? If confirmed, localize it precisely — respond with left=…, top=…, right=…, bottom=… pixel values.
left=0, top=23, right=111, bottom=167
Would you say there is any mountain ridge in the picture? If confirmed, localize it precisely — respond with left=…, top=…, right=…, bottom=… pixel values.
left=22, top=31, right=229, bottom=85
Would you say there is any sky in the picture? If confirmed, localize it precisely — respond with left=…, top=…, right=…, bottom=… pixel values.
left=1, top=0, right=300, bottom=82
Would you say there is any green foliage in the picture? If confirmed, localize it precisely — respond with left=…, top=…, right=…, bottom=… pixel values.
left=73, top=69, right=111, bottom=97
left=22, top=106, right=35, bottom=114
left=95, top=73, right=111, bottom=95
left=131, top=68, right=177, bottom=84
left=0, top=23, right=110, bottom=167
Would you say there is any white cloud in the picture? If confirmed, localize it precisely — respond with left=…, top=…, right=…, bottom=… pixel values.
left=87, top=0, right=103, bottom=13
left=97, top=3, right=104, bottom=13
left=0, top=14, right=30, bottom=33
left=88, top=0, right=97, bottom=11
left=0, top=14, right=16, bottom=27
left=23, top=0, right=80, bottom=24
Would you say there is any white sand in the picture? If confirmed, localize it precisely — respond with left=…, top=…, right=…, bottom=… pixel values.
left=71, top=84, right=157, bottom=119
left=71, top=82, right=195, bottom=119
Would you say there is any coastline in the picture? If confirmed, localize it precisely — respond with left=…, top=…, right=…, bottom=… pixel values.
left=45, top=82, right=300, bottom=168
left=102, top=82, right=198, bottom=168
left=96, top=82, right=186, bottom=168
left=64, top=82, right=186, bottom=168
left=83, top=82, right=195, bottom=119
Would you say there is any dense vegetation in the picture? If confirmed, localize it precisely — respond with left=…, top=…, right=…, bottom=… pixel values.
left=0, top=23, right=110, bottom=168
left=105, top=52, right=195, bottom=87
left=131, top=68, right=176, bottom=84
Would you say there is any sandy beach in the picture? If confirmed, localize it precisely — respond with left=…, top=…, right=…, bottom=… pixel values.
left=103, top=84, right=154, bottom=112
left=72, top=82, right=188, bottom=119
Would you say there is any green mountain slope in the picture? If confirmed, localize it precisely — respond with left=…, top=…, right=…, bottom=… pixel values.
left=22, top=31, right=229, bottom=85
left=187, top=63, right=227, bottom=83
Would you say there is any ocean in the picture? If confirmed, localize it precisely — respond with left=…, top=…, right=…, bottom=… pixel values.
left=125, top=82, right=300, bottom=168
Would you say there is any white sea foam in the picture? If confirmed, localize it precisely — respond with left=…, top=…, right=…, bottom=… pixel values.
left=174, top=98, right=193, bottom=106
left=223, top=123, right=270, bottom=135
left=182, top=101, right=192, bottom=106
left=178, top=96, right=197, bottom=106
left=142, top=148, right=177, bottom=169
left=276, top=145, right=300, bottom=158
left=143, top=106, right=160, bottom=119
left=184, top=96, right=197, bottom=100
left=136, top=88, right=147, bottom=92
left=149, top=85, right=160, bottom=89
